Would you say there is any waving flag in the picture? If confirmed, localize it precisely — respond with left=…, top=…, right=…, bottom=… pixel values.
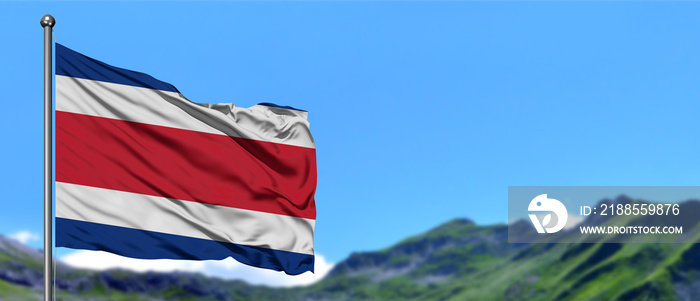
left=54, top=43, right=316, bottom=275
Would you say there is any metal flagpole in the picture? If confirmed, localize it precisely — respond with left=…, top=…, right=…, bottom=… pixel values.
left=40, top=14, right=55, bottom=301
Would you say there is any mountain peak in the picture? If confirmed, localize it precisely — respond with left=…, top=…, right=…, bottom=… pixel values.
left=594, top=194, right=634, bottom=208
left=614, top=194, right=633, bottom=204
left=0, top=234, right=42, bottom=263
left=429, top=218, right=476, bottom=232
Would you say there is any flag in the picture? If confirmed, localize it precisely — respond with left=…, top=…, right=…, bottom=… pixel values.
left=54, top=43, right=317, bottom=275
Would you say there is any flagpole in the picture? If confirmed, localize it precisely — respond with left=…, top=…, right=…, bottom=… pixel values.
left=40, top=14, right=55, bottom=301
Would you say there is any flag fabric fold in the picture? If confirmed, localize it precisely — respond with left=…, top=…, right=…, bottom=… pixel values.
left=55, top=43, right=317, bottom=275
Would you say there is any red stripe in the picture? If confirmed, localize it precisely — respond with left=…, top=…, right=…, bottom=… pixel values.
left=56, top=111, right=316, bottom=219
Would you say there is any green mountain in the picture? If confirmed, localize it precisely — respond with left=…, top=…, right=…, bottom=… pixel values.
left=3, top=196, right=700, bottom=300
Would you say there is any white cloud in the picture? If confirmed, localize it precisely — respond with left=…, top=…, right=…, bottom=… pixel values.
left=60, top=250, right=334, bottom=287
left=9, top=230, right=40, bottom=245
left=564, top=213, right=585, bottom=230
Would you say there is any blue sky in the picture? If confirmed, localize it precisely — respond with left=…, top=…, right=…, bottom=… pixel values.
left=2, top=0, right=700, bottom=286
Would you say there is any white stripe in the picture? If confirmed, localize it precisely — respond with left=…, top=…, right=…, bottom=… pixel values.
left=56, top=75, right=315, bottom=149
left=56, top=182, right=315, bottom=255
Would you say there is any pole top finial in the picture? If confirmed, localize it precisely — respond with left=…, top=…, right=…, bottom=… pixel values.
left=40, top=14, right=55, bottom=28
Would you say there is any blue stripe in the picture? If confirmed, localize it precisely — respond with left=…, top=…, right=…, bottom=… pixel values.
left=55, top=43, right=179, bottom=93
left=56, top=218, right=314, bottom=275
left=258, top=103, right=307, bottom=112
